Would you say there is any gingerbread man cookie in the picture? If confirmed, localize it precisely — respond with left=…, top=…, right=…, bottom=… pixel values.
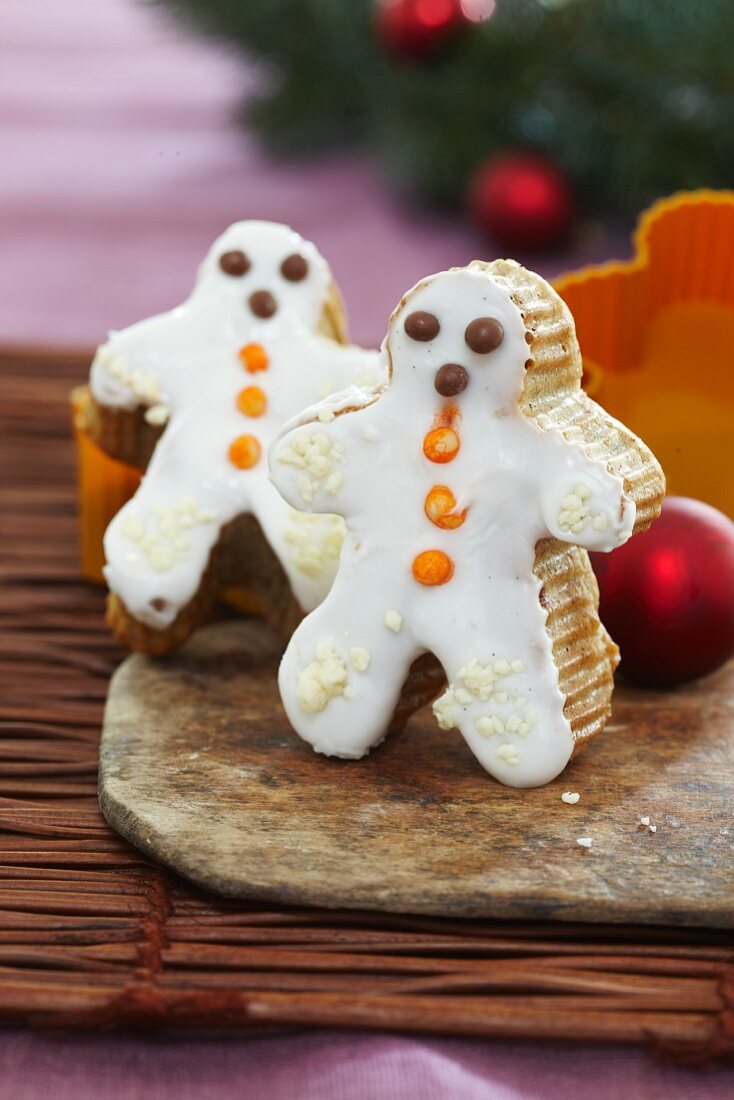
left=88, top=221, right=380, bottom=652
left=270, top=260, right=664, bottom=788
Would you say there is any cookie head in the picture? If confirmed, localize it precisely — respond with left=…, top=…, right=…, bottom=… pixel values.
left=388, top=268, right=528, bottom=414
left=197, top=221, right=332, bottom=329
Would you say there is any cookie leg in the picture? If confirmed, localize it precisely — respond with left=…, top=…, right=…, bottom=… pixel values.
left=250, top=485, right=344, bottom=614
left=103, top=440, right=229, bottom=642
left=430, top=587, right=575, bottom=788
left=278, top=590, right=417, bottom=758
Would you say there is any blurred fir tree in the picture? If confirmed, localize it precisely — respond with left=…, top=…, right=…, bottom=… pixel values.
left=149, top=0, right=734, bottom=216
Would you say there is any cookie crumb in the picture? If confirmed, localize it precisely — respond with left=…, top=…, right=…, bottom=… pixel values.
left=576, top=837, right=592, bottom=849
left=561, top=792, right=580, bottom=805
left=297, top=641, right=348, bottom=714
left=384, top=609, right=403, bottom=632
left=350, top=646, right=371, bottom=672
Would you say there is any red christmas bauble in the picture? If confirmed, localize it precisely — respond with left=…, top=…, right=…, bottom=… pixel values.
left=591, top=497, right=734, bottom=687
left=467, top=152, right=575, bottom=250
left=375, top=0, right=465, bottom=59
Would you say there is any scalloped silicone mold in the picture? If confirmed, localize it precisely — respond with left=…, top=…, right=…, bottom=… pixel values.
left=554, top=190, right=734, bottom=517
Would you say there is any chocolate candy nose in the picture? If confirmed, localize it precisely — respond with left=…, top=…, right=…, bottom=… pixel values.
left=435, top=363, right=469, bottom=397
left=249, top=290, right=277, bottom=319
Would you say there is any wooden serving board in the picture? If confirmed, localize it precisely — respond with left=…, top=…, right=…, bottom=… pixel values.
left=100, top=621, right=734, bottom=928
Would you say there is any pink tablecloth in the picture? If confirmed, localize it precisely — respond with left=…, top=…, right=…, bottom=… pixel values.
left=1, top=0, right=731, bottom=1095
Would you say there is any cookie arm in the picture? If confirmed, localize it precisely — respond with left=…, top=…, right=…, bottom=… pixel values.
left=269, top=390, right=380, bottom=518
left=533, top=427, right=636, bottom=552
left=90, top=311, right=191, bottom=417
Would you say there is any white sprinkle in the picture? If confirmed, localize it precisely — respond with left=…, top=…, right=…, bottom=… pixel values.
left=576, top=837, right=592, bottom=848
left=149, top=546, right=175, bottom=573
left=384, top=609, right=403, bottom=633
left=318, top=407, right=335, bottom=423
left=297, top=642, right=348, bottom=714
left=349, top=646, right=371, bottom=672
left=561, top=792, right=580, bottom=805
left=144, top=403, right=170, bottom=426
left=120, top=515, right=145, bottom=542
left=496, top=743, right=520, bottom=765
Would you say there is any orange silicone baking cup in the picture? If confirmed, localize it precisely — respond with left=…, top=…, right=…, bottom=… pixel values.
left=71, top=388, right=141, bottom=584
left=553, top=189, right=734, bottom=517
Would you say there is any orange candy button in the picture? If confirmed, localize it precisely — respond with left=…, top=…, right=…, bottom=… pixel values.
left=423, top=427, right=459, bottom=464
left=425, top=485, right=467, bottom=530
left=237, top=385, right=267, bottom=417
left=228, top=434, right=261, bottom=469
left=412, top=549, right=455, bottom=587
left=238, top=343, right=269, bottom=373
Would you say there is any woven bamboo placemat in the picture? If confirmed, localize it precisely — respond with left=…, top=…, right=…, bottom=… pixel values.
left=1, top=347, right=732, bottom=1060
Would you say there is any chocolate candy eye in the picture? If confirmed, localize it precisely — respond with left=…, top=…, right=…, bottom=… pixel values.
left=465, top=317, right=504, bottom=354
left=405, top=311, right=440, bottom=342
left=219, top=250, right=251, bottom=277
left=281, top=253, right=309, bottom=282
left=249, top=290, right=277, bottom=318
left=435, top=363, right=469, bottom=397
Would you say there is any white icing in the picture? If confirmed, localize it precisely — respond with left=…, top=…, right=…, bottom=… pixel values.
left=270, top=265, right=635, bottom=788
left=90, top=221, right=380, bottom=628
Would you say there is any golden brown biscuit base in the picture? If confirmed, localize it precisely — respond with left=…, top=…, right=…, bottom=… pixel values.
left=485, top=259, right=665, bottom=747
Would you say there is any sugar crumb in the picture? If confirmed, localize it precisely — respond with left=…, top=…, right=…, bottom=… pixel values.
left=384, top=609, right=403, bottom=633
left=576, top=837, right=592, bottom=849
left=561, top=792, right=580, bottom=805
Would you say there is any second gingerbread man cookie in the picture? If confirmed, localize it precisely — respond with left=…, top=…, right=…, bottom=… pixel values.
left=270, top=260, right=664, bottom=788
left=87, top=221, right=380, bottom=652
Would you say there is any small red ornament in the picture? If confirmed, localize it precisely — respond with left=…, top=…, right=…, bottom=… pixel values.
left=467, top=152, right=575, bottom=250
left=375, top=0, right=465, bottom=59
left=591, top=497, right=734, bottom=688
